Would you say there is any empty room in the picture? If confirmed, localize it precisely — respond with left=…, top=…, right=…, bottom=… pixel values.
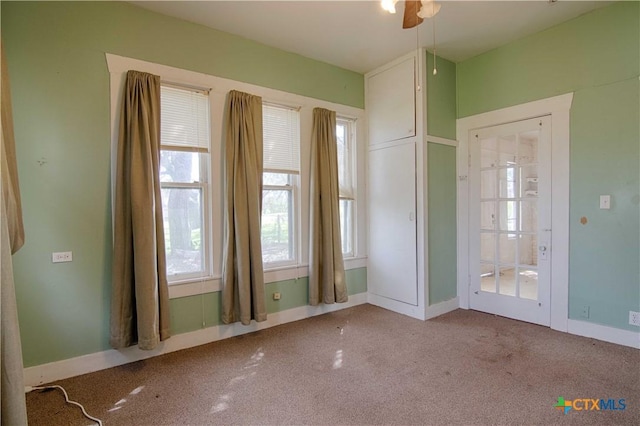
left=1, top=1, right=638, bottom=424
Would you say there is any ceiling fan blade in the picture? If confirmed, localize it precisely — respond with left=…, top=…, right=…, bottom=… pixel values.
left=402, top=0, right=424, bottom=29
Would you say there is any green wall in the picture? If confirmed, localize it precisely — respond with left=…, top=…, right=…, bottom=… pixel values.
left=170, top=268, right=367, bottom=337
left=427, top=143, right=457, bottom=305
left=2, top=1, right=365, bottom=368
left=425, top=51, right=458, bottom=305
left=457, top=2, right=640, bottom=331
left=426, top=52, right=457, bottom=140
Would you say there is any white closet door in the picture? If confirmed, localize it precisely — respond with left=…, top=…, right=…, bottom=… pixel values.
left=367, top=57, right=416, bottom=146
left=368, top=142, right=417, bottom=305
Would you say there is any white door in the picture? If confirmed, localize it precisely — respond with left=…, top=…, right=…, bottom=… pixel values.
left=368, top=142, right=417, bottom=305
left=469, top=116, right=551, bottom=326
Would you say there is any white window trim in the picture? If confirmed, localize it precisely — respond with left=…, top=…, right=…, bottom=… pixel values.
left=106, top=53, right=367, bottom=299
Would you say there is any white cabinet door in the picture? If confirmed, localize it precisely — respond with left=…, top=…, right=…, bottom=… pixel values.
left=368, top=142, right=418, bottom=305
left=367, top=57, right=416, bottom=146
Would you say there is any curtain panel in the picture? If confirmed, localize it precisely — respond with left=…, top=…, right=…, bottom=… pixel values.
left=222, top=90, right=267, bottom=325
left=309, top=108, right=348, bottom=305
left=1, top=40, right=28, bottom=425
left=111, top=70, right=170, bottom=350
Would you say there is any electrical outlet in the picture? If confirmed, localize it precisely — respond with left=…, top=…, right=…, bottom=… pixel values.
left=629, top=311, right=640, bottom=327
left=52, top=251, right=72, bottom=263
left=273, top=292, right=281, bottom=301
left=581, top=305, right=590, bottom=319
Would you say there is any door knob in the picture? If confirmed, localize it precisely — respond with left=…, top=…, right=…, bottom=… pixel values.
left=538, top=246, right=547, bottom=252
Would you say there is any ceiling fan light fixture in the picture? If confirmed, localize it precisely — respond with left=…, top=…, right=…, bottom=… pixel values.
left=417, top=0, right=441, bottom=19
left=381, top=0, right=399, bottom=14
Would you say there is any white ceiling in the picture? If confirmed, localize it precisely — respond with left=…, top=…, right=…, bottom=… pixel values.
left=130, top=0, right=612, bottom=73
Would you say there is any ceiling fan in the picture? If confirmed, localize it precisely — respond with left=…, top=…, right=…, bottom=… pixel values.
left=381, top=0, right=441, bottom=29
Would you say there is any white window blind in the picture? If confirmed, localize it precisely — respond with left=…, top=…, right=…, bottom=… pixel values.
left=161, top=85, right=210, bottom=152
left=263, top=103, right=300, bottom=174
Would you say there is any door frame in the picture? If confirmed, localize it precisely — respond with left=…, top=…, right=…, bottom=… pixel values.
left=456, top=93, right=573, bottom=332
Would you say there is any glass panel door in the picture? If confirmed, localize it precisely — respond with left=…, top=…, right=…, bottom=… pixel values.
left=470, top=116, right=551, bottom=326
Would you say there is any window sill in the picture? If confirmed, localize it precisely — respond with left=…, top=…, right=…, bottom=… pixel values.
left=168, top=256, right=367, bottom=299
left=168, top=277, right=219, bottom=299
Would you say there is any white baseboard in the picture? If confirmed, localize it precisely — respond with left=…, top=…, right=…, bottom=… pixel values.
left=367, top=293, right=426, bottom=320
left=25, top=294, right=637, bottom=388
left=24, top=293, right=368, bottom=387
left=567, top=319, right=640, bottom=349
left=425, top=297, right=459, bottom=320
left=366, top=294, right=460, bottom=321
left=455, top=304, right=638, bottom=349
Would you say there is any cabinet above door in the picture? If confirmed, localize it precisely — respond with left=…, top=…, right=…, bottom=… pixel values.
left=367, top=56, right=416, bottom=147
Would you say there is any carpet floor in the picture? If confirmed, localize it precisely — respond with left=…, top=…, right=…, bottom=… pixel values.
left=26, top=304, right=639, bottom=425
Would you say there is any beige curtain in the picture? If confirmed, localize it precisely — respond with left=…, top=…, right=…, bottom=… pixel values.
left=1, top=40, right=28, bottom=425
left=309, top=108, right=347, bottom=305
left=222, top=90, right=266, bottom=325
left=111, top=71, right=170, bottom=350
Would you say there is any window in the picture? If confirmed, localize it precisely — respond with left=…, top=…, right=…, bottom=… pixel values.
left=337, top=117, right=356, bottom=257
left=159, top=85, right=211, bottom=282
left=261, top=103, right=300, bottom=265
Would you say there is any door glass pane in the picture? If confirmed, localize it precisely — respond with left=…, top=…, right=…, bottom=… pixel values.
left=161, top=188, right=204, bottom=276
left=480, top=170, right=496, bottom=199
left=499, top=167, right=516, bottom=198
left=520, top=165, right=538, bottom=197
left=480, top=201, right=496, bottom=230
left=519, top=234, right=536, bottom=266
left=519, top=234, right=538, bottom=267
left=519, top=268, right=538, bottom=300
left=498, top=266, right=516, bottom=296
left=480, top=137, right=497, bottom=168
left=499, top=234, right=515, bottom=264
left=499, top=201, right=517, bottom=232
left=480, top=263, right=496, bottom=293
left=480, top=233, right=495, bottom=262
left=519, top=201, right=537, bottom=232
left=518, top=131, right=538, bottom=164
left=498, top=135, right=517, bottom=166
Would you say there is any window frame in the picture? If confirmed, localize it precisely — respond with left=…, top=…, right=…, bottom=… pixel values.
left=261, top=172, right=298, bottom=268
left=159, top=84, right=213, bottom=285
left=336, top=116, right=357, bottom=258
left=261, top=102, right=301, bottom=270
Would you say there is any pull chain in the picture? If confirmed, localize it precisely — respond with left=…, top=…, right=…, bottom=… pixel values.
left=416, top=24, right=421, bottom=91
left=432, top=4, right=437, bottom=76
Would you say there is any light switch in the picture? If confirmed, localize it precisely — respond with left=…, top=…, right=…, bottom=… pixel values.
left=599, top=195, right=611, bottom=210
